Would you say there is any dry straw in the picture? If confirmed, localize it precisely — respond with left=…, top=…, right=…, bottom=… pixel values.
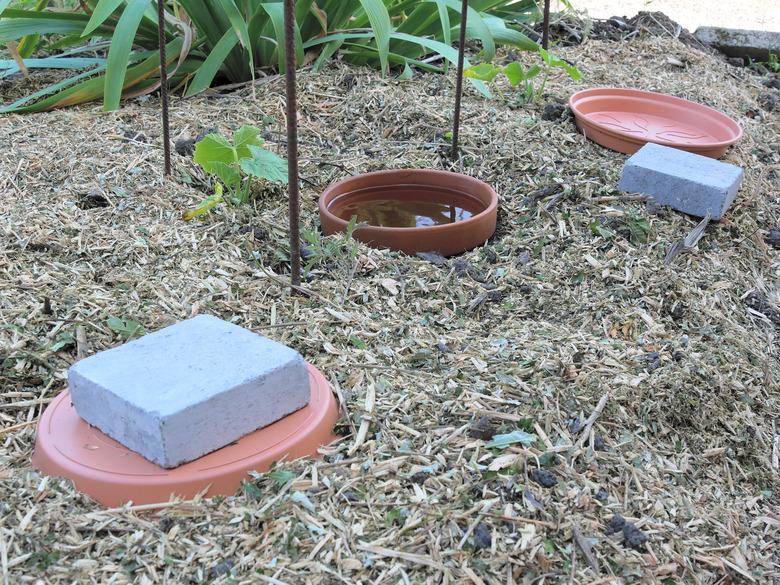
left=1, top=28, right=779, bottom=584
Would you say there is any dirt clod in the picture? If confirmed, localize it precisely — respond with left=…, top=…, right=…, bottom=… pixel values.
left=606, top=514, right=626, bottom=535
left=530, top=468, right=558, bottom=488
left=623, top=522, right=648, bottom=550
left=473, top=523, right=492, bottom=549
left=468, top=416, right=496, bottom=440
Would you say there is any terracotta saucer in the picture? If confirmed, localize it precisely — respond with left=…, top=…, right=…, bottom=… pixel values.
left=569, top=88, right=742, bottom=158
left=319, top=169, right=498, bottom=256
left=32, top=363, right=339, bottom=507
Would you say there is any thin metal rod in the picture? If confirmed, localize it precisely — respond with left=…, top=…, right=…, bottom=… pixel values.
left=450, top=0, right=468, bottom=159
left=541, top=0, right=551, bottom=49
left=156, top=0, right=171, bottom=176
left=284, top=0, right=301, bottom=288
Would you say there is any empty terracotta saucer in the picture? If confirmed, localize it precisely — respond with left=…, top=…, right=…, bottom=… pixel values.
left=569, top=88, right=742, bottom=158
left=319, top=169, right=498, bottom=256
left=32, top=363, right=338, bottom=507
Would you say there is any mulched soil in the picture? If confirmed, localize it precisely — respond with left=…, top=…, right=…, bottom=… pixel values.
left=1, top=32, right=779, bottom=584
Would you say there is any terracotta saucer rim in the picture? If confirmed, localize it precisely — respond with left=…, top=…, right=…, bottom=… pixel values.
left=318, top=168, right=498, bottom=234
left=569, top=87, right=743, bottom=149
left=32, top=362, right=339, bottom=501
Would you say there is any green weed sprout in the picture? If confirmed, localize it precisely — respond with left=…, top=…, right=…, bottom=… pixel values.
left=465, top=46, right=582, bottom=105
left=183, top=125, right=287, bottom=221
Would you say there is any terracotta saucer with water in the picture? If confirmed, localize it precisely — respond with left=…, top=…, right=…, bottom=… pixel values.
left=319, top=169, right=498, bottom=256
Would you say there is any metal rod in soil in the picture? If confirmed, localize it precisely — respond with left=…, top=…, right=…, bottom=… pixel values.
left=450, top=0, right=469, bottom=159
left=542, top=0, right=551, bottom=49
left=284, top=0, right=301, bottom=288
left=156, top=0, right=171, bottom=176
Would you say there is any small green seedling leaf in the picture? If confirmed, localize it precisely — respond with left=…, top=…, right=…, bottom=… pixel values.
left=106, top=316, right=145, bottom=339
left=239, top=145, right=288, bottom=183
left=501, top=61, right=526, bottom=86
left=194, top=133, right=236, bottom=172
left=51, top=332, right=74, bottom=352
left=590, top=221, right=616, bottom=240
left=268, top=470, right=296, bottom=485
left=233, top=124, right=264, bottom=159
left=182, top=184, right=224, bottom=221
left=349, top=336, right=366, bottom=349
left=464, top=63, right=501, bottom=82
left=485, top=430, right=537, bottom=449
left=209, top=161, right=241, bottom=191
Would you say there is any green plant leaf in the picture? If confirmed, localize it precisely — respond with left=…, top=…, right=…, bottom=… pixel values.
left=184, top=28, right=239, bottom=97
left=358, top=0, right=392, bottom=76
left=83, top=0, right=124, bottom=36
left=501, top=61, right=525, bottom=85
left=485, top=430, right=537, bottom=449
left=464, top=62, right=500, bottom=81
left=239, top=145, right=288, bottom=183
left=0, top=0, right=12, bottom=17
left=590, top=221, right=616, bottom=240
left=268, top=470, right=296, bottom=485
left=106, top=316, right=146, bottom=339
left=233, top=125, right=264, bottom=159
left=103, top=0, right=149, bottom=111
left=194, top=133, right=237, bottom=171
left=51, top=332, right=75, bottom=352
left=182, top=185, right=224, bottom=221
left=525, top=63, right=541, bottom=78
left=444, top=0, right=495, bottom=59
left=209, top=161, right=241, bottom=190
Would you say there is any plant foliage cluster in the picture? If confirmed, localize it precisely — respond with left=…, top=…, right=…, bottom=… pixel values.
left=1, top=0, right=543, bottom=112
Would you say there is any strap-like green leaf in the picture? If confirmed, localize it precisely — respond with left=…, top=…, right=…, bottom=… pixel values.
left=103, top=0, right=149, bottom=111
left=184, top=27, right=238, bottom=97
left=391, top=31, right=490, bottom=97
left=358, top=0, right=391, bottom=76
left=0, top=10, right=93, bottom=43
left=444, top=0, right=495, bottom=59
left=0, top=0, right=12, bottom=17
left=216, top=0, right=253, bottom=76
left=83, top=0, right=125, bottom=36
left=260, top=2, right=302, bottom=73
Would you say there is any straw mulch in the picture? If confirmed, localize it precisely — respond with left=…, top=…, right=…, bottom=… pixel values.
left=1, top=32, right=779, bottom=584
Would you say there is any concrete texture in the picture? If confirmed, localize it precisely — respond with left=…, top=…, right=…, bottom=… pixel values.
left=618, top=143, right=743, bottom=220
left=695, top=27, right=780, bottom=61
left=69, top=315, right=311, bottom=468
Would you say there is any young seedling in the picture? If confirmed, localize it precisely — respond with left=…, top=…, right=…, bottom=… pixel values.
left=183, top=125, right=287, bottom=220
left=465, top=46, right=582, bottom=105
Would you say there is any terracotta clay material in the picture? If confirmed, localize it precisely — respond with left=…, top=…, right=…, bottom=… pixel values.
left=319, top=169, right=498, bottom=256
left=32, top=363, right=338, bottom=507
left=569, top=88, right=742, bottom=158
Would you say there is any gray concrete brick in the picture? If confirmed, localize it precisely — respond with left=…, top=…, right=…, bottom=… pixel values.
left=69, top=315, right=310, bottom=468
left=694, top=27, right=780, bottom=62
left=618, top=143, right=743, bottom=220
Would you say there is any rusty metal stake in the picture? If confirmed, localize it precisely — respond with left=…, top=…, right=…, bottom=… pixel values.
left=541, top=0, right=551, bottom=49
left=284, top=0, right=301, bottom=287
left=156, top=0, right=171, bottom=176
left=450, top=0, right=469, bottom=159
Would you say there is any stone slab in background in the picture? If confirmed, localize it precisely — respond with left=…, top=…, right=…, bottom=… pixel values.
left=619, top=143, right=743, bottom=220
left=694, top=27, right=780, bottom=62
left=69, top=315, right=311, bottom=468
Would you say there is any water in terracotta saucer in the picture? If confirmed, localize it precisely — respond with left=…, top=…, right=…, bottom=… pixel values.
left=32, top=363, right=338, bottom=506
left=570, top=88, right=742, bottom=158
